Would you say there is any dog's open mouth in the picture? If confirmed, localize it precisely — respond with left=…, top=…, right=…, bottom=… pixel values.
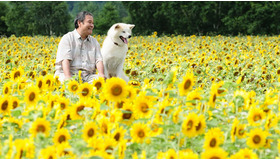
left=120, top=36, right=128, bottom=44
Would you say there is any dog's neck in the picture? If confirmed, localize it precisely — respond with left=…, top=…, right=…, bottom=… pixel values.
left=111, top=36, right=123, bottom=47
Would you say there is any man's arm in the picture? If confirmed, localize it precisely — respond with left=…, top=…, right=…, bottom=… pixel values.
left=96, top=61, right=105, bottom=78
left=62, top=59, right=72, bottom=80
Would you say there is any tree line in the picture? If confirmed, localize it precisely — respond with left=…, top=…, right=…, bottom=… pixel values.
left=1, top=1, right=280, bottom=37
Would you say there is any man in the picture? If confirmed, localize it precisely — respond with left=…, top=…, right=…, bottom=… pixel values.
left=55, top=11, right=105, bottom=84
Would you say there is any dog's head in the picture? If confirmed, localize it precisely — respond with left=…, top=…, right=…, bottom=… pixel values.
left=108, top=23, right=135, bottom=45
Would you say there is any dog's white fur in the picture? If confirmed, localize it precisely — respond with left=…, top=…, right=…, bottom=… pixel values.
left=101, top=23, right=135, bottom=82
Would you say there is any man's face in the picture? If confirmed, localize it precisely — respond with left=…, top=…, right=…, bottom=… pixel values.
left=79, top=15, right=94, bottom=37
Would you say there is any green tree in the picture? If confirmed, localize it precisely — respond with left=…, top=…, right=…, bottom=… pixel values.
left=0, top=2, right=9, bottom=36
left=95, top=2, right=121, bottom=35
left=5, top=2, right=32, bottom=36
left=29, top=1, right=70, bottom=36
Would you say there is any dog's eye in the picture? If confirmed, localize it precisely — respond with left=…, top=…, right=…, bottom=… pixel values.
left=122, top=31, right=125, bottom=33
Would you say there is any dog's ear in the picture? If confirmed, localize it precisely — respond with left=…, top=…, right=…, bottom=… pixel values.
left=115, top=25, right=120, bottom=30
left=129, top=24, right=135, bottom=30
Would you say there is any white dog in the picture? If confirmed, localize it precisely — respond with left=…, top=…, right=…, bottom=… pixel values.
left=101, top=23, right=135, bottom=82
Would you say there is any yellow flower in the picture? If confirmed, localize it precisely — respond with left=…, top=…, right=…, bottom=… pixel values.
left=39, top=145, right=57, bottom=159
left=201, top=147, right=228, bottom=159
left=130, top=122, right=150, bottom=143
left=172, top=106, right=182, bottom=124
left=111, top=125, right=126, bottom=143
left=36, top=75, right=45, bottom=91
left=68, top=80, right=79, bottom=94
left=164, top=149, right=178, bottom=159
left=0, top=96, right=11, bottom=115
left=247, top=107, right=266, bottom=126
left=11, top=67, right=24, bottom=81
left=53, top=128, right=71, bottom=145
left=246, top=128, right=269, bottom=149
left=2, top=82, right=12, bottom=95
left=230, top=148, right=258, bottom=159
left=120, top=102, right=135, bottom=125
left=70, top=101, right=87, bottom=120
left=24, top=86, right=40, bottom=106
left=178, top=70, right=195, bottom=96
left=92, top=76, right=105, bottom=93
left=265, top=113, right=278, bottom=130
left=203, top=127, right=224, bottom=149
left=178, top=149, right=198, bottom=159
left=231, top=118, right=239, bottom=142
left=103, top=77, right=128, bottom=102
left=29, top=118, right=51, bottom=137
left=133, top=94, right=154, bottom=119
left=10, top=96, right=20, bottom=109
left=82, top=121, right=99, bottom=142
left=182, top=112, right=199, bottom=138
left=195, top=114, right=206, bottom=135
left=236, top=124, right=246, bottom=139
left=78, top=82, right=93, bottom=99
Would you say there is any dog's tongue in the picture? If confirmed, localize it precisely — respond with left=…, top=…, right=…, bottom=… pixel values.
left=122, top=37, right=128, bottom=44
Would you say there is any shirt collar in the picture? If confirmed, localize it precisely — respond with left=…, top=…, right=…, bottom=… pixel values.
left=74, top=29, right=90, bottom=41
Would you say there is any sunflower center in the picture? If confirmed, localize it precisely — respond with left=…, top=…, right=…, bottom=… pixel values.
left=14, top=71, right=20, bottom=79
left=82, top=88, right=89, bottom=96
left=253, top=135, right=261, bottom=144
left=114, top=133, right=120, bottom=141
left=187, top=120, right=193, bottom=130
left=36, top=124, right=46, bottom=133
left=71, top=85, right=78, bottom=91
left=138, top=130, right=145, bottom=138
left=46, top=80, right=51, bottom=86
left=184, top=79, right=191, bottom=90
left=212, top=94, right=217, bottom=102
left=60, top=103, right=66, bottom=110
left=140, top=103, right=149, bottom=113
left=13, top=101, right=18, bottom=109
left=1, top=100, right=8, bottom=110
left=123, top=110, right=132, bottom=119
left=102, top=124, right=108, bottom=134
left=111, top=84, right=122, bottom=96
left=38, top=81, right=43, bottom=88
left=87, top=128, right=94, bottom=137
left=76, top=105, right=85, bottom=115
left=210, top=138, right=217, bottom=147
left=238, top=129, right=245, bottom=136
left=105, top=146, right=114, bottom=155
left=29, top=92, right=36, bottom=101
left=95, top=82, right=102, bottom=90
left=253, top=114, right=261, bottom=122
left=195, top=122, right=201, bottom=131
left=4, top=87, right=9, bottom=94
left=58, top=135, right=66, bottom=143
left=210, top=156, right=220, bottom=159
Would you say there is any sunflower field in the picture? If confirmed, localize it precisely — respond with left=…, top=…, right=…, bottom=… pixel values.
left=1, top=33, right=280, bottom=159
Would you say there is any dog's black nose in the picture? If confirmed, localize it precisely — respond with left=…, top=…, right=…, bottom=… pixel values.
left=128, top=35, right=131, bottom=38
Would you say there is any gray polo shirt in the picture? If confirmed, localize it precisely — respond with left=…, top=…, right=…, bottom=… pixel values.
left=54, top=29, right=102, bottom=82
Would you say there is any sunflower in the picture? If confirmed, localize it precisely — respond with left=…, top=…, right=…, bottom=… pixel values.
left=178, top=149, right=199, bottom=159
left=97, top=116, right=112, bottom=135
left=13, top=139, right=27, bottom=159
left=0, top=96, right=11, bottom=115
left=148, top=119, right=163, bottom=137
left=38, top=145, right=57, bottom=159
left=246, top=128, right=269, bottom=149
left=265, top=113, right=278, bottom=130
left=92, top=77, right=105, bottom=93
left=103, top=77, right=128, bottom=102
left=178, top=70, right=195, bottom=96
left=201, top=147, right=228, bottom=159
left=11, top=67, right=24, bottom=81
left=10, top=96, right=20, bottom=109
left=236, top=124, right=246, bottom=139
left=68, top=80, right=79, bottom=94
left=230, top=118, right=239, bottom=142
left=203, top=127, right=224, bottom=150
left=128, top=80, right=140, bottom=86
left=126, top=85, right=137, bottom=101
left=164, top=149, right=178, bottom=159
left=3, top=82, right=12, bottom=95
left=130, top=122, right=150, bottom=143
left=53, top=128, right=71, bottom=145
left=70, top=101, right=87, bottom=120
left=133, top=95, right=154, bottom=119
left=29, top=118, right=51, bottom=137
left=44, top=74, right=55, bottom=90
left=100, top=137, right=118, bottom=157
left=182, top=112, right=199, bottom=138
left=230, top=148, right=258, bottom=159
left=56, top=96, right=69, bottom=111
left=24, top=86, right=40, bottom=106
left=195, top=114, right=206, bottom=135
left=247, top=107, right=266, bottom=126
left=82, top=121, right=99, bottom=142
left=111, top=125, right=126, bottom=143
left=186, top=88, right=202, bottom=107
left=56, top=142, right=76, bottom=158
left=172, top=106, right=182, bottom=124
left=78, top=82, right=93, bottom=99
left=208, top=83, right=218, bottom=108
left=36, top=76, right=45, bottom=91
left=120, top=103, right=135, bottom=125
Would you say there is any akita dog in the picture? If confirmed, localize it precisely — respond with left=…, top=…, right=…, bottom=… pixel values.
left=101, top=23, right=135, bottom=82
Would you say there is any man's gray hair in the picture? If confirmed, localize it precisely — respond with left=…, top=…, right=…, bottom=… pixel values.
left=74, top=11, right=93, bottom=29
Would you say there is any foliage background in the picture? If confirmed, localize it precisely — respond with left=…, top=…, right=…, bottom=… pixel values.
left=0, top=1, right=280, bottom=37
